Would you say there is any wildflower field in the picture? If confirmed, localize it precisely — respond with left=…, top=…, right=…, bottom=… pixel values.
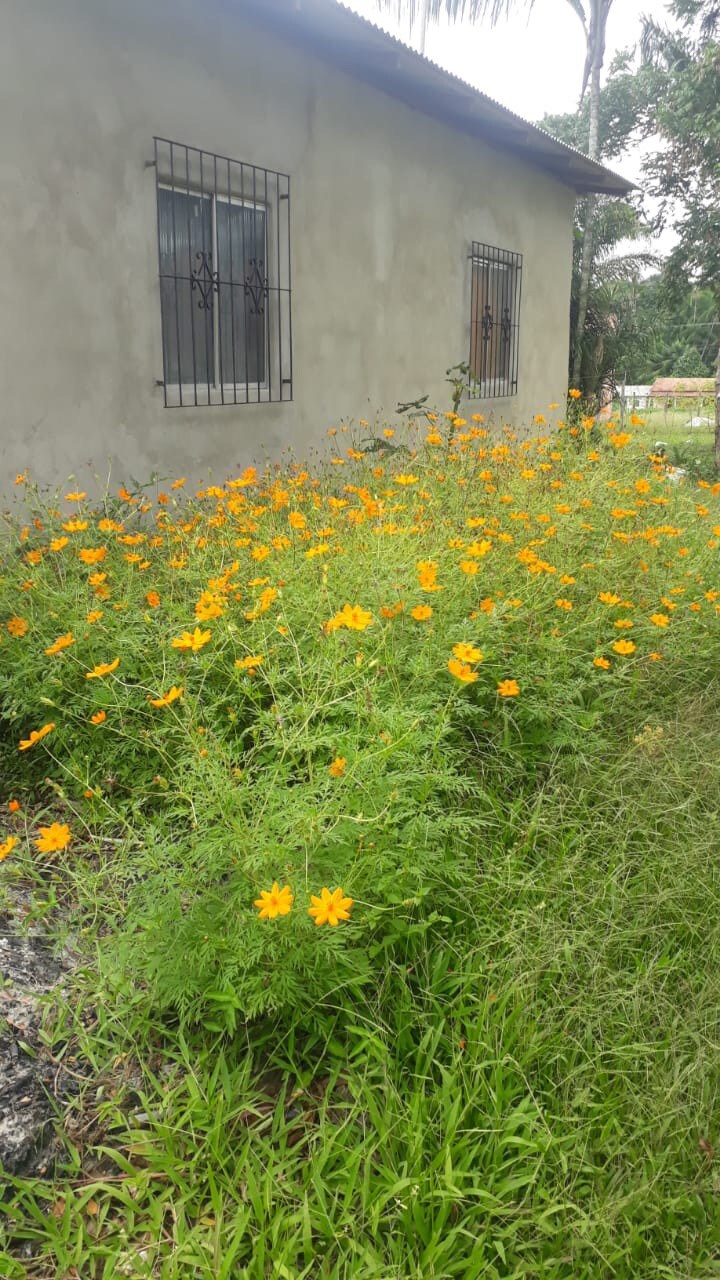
left=1, top=404, right=720, bottom=1277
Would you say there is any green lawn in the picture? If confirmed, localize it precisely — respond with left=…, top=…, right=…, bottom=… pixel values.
left=2, top=411, right=720, bottom=1277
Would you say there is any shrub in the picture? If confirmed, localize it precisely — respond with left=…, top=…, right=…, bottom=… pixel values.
left=2, top=408, right=720, bottom=1027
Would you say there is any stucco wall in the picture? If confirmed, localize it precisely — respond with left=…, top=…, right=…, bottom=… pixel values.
left=0, top=0, right=576, bottom=492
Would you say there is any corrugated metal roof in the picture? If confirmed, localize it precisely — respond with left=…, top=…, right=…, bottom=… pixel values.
left=240, top=0, right=634, bottom=196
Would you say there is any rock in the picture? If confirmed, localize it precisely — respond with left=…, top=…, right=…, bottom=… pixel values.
left=687, top=416, right=711, bottom=428
left=0, top=901, right=77, bottom=1176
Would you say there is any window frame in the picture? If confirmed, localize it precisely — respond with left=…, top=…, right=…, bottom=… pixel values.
left=467, top=241, right=523, bottom=401
left=153, top=137, right=293, bottom=409
left=157, top=182, right=270, bottom=402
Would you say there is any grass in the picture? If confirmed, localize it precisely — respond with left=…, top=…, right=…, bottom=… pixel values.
left=1, top=403, right=720, bottom=1276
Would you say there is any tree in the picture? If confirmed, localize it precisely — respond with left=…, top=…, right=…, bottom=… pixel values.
left=377, top=1, right=616, bottom=386
left=641, top=0, right=720, bottom=464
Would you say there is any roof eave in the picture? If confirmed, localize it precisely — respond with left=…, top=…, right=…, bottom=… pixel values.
left=239, top=0, right=634, bottom=198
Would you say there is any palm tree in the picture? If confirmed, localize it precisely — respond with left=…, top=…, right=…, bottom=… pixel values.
left=376, top=0, right=615, bottom=386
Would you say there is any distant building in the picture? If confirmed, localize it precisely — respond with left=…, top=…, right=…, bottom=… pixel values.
left=649, top=378, right=715, bottom=400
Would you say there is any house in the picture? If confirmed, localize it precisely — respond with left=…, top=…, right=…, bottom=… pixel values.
left=649, top=378, right=716, bottom=402
left=0, top=0, right=631, bottom=491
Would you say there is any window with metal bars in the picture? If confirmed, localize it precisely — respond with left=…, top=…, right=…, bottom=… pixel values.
left=467, top=242, right=522, bottom=399
left=153, top=138, right=292, bottom=408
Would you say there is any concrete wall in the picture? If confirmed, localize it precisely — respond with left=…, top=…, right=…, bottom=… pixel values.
left=0, top=0, right=576, bottom=492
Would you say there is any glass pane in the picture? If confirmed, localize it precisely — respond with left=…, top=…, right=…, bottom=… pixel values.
left=216, top=201, right=267, bottom=386
left=158, top=187, right=214, bottom=387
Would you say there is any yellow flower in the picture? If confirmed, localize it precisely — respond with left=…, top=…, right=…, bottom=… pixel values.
left=568, top=388, right=582, bottom=400
left=594, top=657, right=611, bottom=670
left=328, top=756, right=347, bottom=778
left=86, top=610, right=103, bottom=623
left=650, top=613, right=669, bottom=627
left=497, top=679, right=520, bottom=697
left=79, top=547, right=107, bottom=564
left=235, top=655, right=264, bottom=671
left=50, top=536, right=70, bottom=552
left=254, top=882, right=294, bottom=920
left=395, top=474, right=419, bottom=486
left=7, top=616, right=29, bottom=637
left=85, top=657, right=120, bottom=679
left=0, top=836, right=18, bottom=861
left=460, top=559, right=479, bottom=575
left=326, top=604, right=373, bottom=632
left=555, top=598, right=573, bottom=611
left=411, top=604, right=433, bottom=621
left=18, top=723, right=55, bottom=751
left=452, top=642, right=482, bottom=664
left=171, top=627, right=212, bottom=652
left=612, top=639, right=636, bottom=655
left=308, top=886, right=353, bottom=927
left=90, top=710, right=107, bottom=725
left=34, top=823, right=71, bottom=853
left=598, top=592, right=621, bottom=606
left=609, top=432, right=632, bottom=448
left=149, top=685, right=184, bottom=708
left=45, top=632, right=75, bottom=655
left=448, top=657, right=478, bottom=683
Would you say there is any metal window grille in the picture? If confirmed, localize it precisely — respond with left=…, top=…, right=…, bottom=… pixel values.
left=153, top=137, right=292, bottom=408
left=467, top=242, right=522, bottom=399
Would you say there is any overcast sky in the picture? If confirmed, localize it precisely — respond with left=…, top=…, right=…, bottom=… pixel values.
left=344, top=0, right=674, bottom=250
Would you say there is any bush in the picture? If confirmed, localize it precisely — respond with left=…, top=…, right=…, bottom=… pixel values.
left=2, top=407, right=720, bottom=1028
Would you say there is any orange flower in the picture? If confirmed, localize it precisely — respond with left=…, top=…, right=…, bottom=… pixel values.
left=497, top=679, right=520, bottom=697
left=45, top=632, right=75, bottom=655
left=555, top=599, right=573, bottom=611
left=254, top=882, right=294, bottom=920
left=411, top=604, right=433, bottom=621
left=86, top=610, right=103, bottom=624
left=612, top=639, right=636, bottom=655
left=7, top=616, right=29, bottom=637
left=85, top=657, right=120, bottom=679
left=8, top=800, right=20, bottom=813
left=568, top=388, right=582, bottom=400
left=146, top=590, right=161, bottom=608
left=50, top=536, right=70, bottom=552
left=593, top=657, right=611, bottom=670
left=90, top=710, right=107, bottom=725
left=0, top=836, right=18, bottom=860
left=171, top=627, right=211, bottom=652
left=308, top=886, right=353, bottom=927
left=328, top=756, right=346, bottom=778
left=148, top=685, right=184, bottom=708
left=19, top=723, right=55, bottom=751
left=448, top=658, right=478, bottom=683
left=650, top=613, right=669, bottom=627
left=460, top=560, right=479, bottom=575
left=34, top=823, right=71, bottom=853
left=79, top=547, right=107, bottom=564
left=598, top=592, right=621, bottom=606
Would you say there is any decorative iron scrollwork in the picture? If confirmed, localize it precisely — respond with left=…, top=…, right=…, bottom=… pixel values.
left=501, top=307, right=512, bottom=343
left=481, top=304, right=494, bottom=342
left=244, top=258, right=269, bottom=316
left=191, top=251, right=219, bottom=310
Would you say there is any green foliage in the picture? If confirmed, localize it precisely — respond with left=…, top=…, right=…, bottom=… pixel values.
left=2, top=415, right=720, bottom=1273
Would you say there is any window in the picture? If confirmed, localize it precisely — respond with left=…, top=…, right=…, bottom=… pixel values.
left=468, top=242, right=522, bottom=399
left=153, top=138, right=292, bottom=407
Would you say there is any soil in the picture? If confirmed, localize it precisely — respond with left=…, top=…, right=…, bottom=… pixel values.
left=0, top=888, right=78, bottom=1176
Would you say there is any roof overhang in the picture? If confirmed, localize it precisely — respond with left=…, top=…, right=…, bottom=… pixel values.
left=239, top=0, right=634, bottom=198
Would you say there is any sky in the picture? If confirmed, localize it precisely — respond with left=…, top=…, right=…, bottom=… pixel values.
left=343, top=0, right=676, bottom=255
